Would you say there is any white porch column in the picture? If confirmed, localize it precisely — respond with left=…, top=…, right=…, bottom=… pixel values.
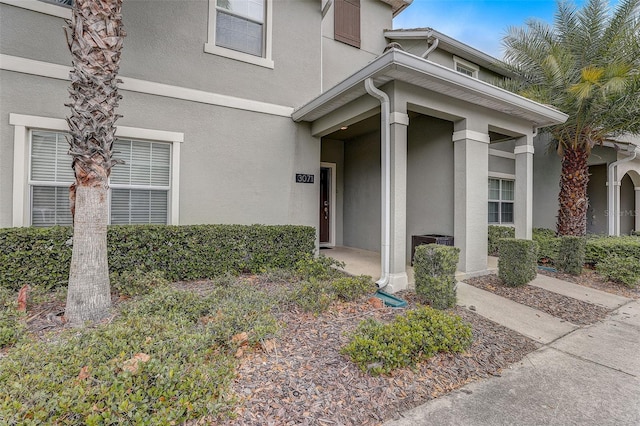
left=453, top=127, right=490, bottom=274
left=386, top=111, right=409, bottom=292
left=514, top=136, right=534, bottom=239
left=614, top=180, right=622, bottom=236
left=635, top=188, right=640, bottom=232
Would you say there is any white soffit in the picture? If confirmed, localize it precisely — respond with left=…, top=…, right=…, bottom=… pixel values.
left=292, top=49, right=568, bottom=128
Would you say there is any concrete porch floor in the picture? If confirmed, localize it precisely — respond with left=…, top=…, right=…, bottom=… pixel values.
left=321, top=246, right=498, bottom=288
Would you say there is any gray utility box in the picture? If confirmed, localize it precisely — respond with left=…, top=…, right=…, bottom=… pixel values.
left=411, top=234, right=454, bottom=264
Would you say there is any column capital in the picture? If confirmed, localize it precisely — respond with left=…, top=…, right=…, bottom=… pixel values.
left=452, top=130, right=490, bottom=144
left=514, top=145, right=535, bottom=155
left=389, top=112, right=409, bottom=126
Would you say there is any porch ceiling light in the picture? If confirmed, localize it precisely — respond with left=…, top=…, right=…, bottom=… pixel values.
left=340, top=126, right=348, bottom=130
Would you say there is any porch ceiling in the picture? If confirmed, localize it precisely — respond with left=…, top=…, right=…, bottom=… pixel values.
left=292, top=49, right=568, bottom=129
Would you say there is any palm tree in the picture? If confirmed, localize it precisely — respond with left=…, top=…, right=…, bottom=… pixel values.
left=501, top=0, right=640, bottom=235
left=64, top=0, right=125, bottom=325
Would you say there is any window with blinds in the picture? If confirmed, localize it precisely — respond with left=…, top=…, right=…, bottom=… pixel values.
left=488, top=178, right=514, bottom=224
left=215, top=0, right=265, bottom=57
left=29, top=131, right=171, bottom=227
left=30, top=131, right=74, bottom=227
left=110, top=139, right=171, bottom=225
left=334, top=0, right=360, bottom=48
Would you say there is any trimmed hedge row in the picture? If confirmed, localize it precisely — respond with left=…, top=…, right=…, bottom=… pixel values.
left=0, top=225, right=316, bottom=291
left=585, top=236, right=640, bottom=265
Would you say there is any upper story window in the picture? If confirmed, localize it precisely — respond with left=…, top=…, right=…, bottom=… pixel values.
left=488, top=178, right=514, bottom=224
left=454, top=56, right=479, bottom=78
left=205, top=0, right=274, bottom=69
left=334, top=0, right=360, bottom=48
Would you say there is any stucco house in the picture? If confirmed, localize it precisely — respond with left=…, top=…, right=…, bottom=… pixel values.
left=1, top=0, right=579, bottom=293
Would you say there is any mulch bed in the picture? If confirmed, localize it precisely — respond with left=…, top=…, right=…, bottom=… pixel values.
left=228, top=293, right=538, bottom=425
left=463, top=274, right=613, bottom=326
left=538, top=268, right=640, bottom=300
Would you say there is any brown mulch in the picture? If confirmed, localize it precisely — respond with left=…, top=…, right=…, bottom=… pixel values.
left=464, top=274, right=612, bottom=326
left=538, top=268, right=640, bottom=300
left=228, top=294, right=538, bottom=425
left=15, top=281, right=539, bottom=425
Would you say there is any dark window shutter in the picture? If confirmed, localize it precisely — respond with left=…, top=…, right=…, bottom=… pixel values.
left=334, top=0, right=360, bottom=48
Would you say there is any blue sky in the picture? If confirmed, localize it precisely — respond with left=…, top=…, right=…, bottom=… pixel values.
left=392, top=0, right=619, bottom=59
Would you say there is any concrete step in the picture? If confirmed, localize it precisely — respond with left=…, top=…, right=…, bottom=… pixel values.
left=456, top=282, right=578, bottom=344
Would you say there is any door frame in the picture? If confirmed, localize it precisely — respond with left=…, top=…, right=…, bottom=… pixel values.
left=320, top=162, right=337, bottom=247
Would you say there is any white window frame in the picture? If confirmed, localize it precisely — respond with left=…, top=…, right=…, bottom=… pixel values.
left=204, top=0, right=274, bottom=69
left=0, top=0, right=72, bottom=19
left=488, top=175, right=515, bottom=225
left=454, top=56, right=479, bottom=78
left=10, top=113, right=183, bottom=227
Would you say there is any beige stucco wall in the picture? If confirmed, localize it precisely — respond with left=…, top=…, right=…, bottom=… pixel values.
left=533, top=135, right=622, bottom=232
left=342, top=130, right=382, bottom=251
left=321, top=0, right=392, bottom=90
left=0, top=0, right=322, bottom=107
left=0, top=70, right=320, bottom=228
left=587, top=164, right=608, bottom=234
left=0, top=0, right=323, bottom=229
left=406, top=114, right=455, bottom=257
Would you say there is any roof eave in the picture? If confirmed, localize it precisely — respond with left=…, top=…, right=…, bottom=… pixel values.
left=384, top=28, right=515, bottom=78
left=379, top=0, right=412, bottom=17
left=292, top=49, right=567, bottom=128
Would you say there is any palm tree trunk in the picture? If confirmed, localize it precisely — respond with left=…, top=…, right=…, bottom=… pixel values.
left=65, top=0, right=124, bottom=326
left=556, top=146, right=589, bottom=236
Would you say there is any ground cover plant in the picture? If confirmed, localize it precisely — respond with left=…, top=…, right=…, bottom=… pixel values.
left=0, top=254, right=503, bottom=424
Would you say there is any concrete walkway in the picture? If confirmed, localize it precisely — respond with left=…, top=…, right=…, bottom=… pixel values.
left=385, top=300, right=640, bottom=426
left=323, top=247, right=640, bottom=425
left=384, top=278, right=639, bottom=426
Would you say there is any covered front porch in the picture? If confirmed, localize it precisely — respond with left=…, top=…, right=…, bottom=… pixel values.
left=294, top=48, right=567, bottom=293
left=321, top=246, right=498, bottom=285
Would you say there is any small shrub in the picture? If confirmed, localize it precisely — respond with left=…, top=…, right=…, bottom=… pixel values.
left=596, top=256, right=640, bottom=288
left=585, top=236, right=640, bottom=265
left=110, top=269, right=169, bottom=297
left=532, top=228, right=560, bottom=263
left=498, top=239, right=538, bottom=286
left=0, top=288, right=24, bottom=349
left=413, top=244, right=460, bottom=310
left=631, top=231, right=639, bottom=237
left=288, top=279, right=336, bottom=314
left=488, top=225, right=515, bottom=256
left=330, top=275, right=375, bottom=302
left=342, top=306, right=472, bottom=375
left=556, top=236, right=586, bottom=275
left=294, top=254, right=345, bottom=281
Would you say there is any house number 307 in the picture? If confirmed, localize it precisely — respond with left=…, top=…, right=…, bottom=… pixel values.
left=296, top=174, right=314, bottom=184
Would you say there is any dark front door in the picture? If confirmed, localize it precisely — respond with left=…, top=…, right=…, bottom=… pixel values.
left=320, top=167, right=330, bottom=243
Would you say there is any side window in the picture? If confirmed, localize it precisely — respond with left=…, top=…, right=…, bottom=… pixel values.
left=334, top=0, right=360, bottom=48
left=488, top=178, right=514, bottom=224
left=205, top=0, right=274, bottom=68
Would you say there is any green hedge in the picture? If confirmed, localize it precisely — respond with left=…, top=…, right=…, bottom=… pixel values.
left=596, top=256, right=640, bottom=288
left=498, top=238, right=538, bottom=286
left=413, top=244, right=460, bottom=310
left=585, top=236, right=640, bottom=265
left=488, top=225, right=515, bottom=256
left=532, top=228, right=560, bottom=263
left=0, top=225, right=315, bottom=291
left=556, top=236, right=586, bottom=275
